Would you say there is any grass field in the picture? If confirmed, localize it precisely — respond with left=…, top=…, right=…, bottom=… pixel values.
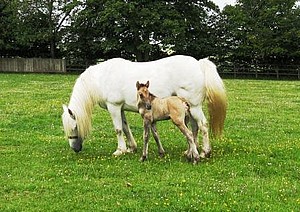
left=0, top=73, right=299, bottom=211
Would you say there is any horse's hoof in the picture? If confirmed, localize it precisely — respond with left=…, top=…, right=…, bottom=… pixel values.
left=140, top=155, right=147, bottom=162
left=183, top=150, right=189, bottom=156
left=200, top=150, right=211, bottom=159
left=112, top=149, right=126, bottom=156
left=159, top=152, right=165, bottom=158
left=127, top=147, right=137, bottom=153
left=186, top=154, right=194, bottom=162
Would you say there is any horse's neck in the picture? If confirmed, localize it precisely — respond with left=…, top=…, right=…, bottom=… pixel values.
left=69, top=77, right=96, bottom=138
left=69, top=78, right=95, bottom=110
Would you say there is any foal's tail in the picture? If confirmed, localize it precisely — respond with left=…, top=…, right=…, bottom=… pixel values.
left=199, top=58, right=227, bottom=137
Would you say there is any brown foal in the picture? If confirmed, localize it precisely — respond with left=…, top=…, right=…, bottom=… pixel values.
left=136, top=81, right=200, bottom=163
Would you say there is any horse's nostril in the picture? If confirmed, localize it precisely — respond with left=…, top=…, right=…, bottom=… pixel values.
left=71, top=143, right=82, bottom=153
left=146, top=104, right=151, bottom=110
left=73, top=147, right=82, bottom=153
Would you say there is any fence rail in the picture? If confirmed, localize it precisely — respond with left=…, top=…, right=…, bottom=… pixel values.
left=218, top=64, right=300, bottom=79
left=3, top=58, right=298, bottom=79
left=0, top=58, right=66, bottom=73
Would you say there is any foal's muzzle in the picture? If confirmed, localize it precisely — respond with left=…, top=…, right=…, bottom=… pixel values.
left=145, top=103, right=152, bottom=110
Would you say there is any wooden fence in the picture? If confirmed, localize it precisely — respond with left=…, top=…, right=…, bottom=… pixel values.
left=218, top=64, right=300, bottom=79
left=0, top=58, right=66, bottom=73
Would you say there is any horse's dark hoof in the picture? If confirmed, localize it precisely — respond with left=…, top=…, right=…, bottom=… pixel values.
left=159, top=152, right=165, bottom=158
left=193, top=156, right=200, bottom=165
left=140, top=155, right=147, bottom=162
left=127, top=147, right=137, bottom=153
left=205, top=151, right=211, bottom=158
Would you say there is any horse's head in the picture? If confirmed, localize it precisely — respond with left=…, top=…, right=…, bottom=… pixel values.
left=62, top=104, right=83, bottom=152
left=136, top=81, right=152, bottom=110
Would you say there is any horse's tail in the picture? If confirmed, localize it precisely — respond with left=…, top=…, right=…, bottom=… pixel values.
left=199, top=58, right=227, bottom=138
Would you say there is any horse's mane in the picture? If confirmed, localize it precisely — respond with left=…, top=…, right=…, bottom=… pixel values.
left=68, top=69, right=98, bottom=139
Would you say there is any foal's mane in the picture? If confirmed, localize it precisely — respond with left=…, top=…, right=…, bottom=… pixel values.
left=68, top=70, right=98, bottom=139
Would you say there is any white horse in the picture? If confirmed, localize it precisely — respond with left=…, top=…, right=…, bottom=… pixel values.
left=62, top=55, right=227, bottom=158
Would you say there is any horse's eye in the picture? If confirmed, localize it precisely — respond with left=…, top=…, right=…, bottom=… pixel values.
left=139, top=93, right=143, bottom=98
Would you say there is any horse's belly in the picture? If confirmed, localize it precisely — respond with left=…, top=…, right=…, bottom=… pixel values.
left=123, top=103, right=139, bottom=112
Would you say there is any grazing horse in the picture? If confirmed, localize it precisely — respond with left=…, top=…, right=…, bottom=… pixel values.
left=136, top=81, right=199, bottom=163
left=62, top=55, right=227, bottom=157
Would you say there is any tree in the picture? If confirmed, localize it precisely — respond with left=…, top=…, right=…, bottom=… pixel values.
left=218, top=0, right=300, bottom=65
left=0, top=0, right=80, bottom=58
left=66, top=0, right=219, bottom=62
left=0, top=0, right=21, bottom=57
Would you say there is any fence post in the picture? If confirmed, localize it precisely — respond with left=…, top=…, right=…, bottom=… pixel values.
left=234, top=64, right=237, bottom=78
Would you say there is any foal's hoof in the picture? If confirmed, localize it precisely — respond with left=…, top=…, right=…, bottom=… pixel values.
left=140, top=155, right=147, bottom=162
left=112, top=148, right=126, bottom=157
left=200, top=150, right=211, bottom=159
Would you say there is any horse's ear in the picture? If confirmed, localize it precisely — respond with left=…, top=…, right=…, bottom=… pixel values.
left=136, top=81, right=140, bottom=89
left=63, top=104, right=68, bottom=113
left=146, top=80, right=149, bottom=88
left=63, top=104, right=75, bottom=120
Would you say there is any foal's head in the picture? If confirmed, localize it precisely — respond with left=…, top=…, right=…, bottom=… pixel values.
left=136, top=81, right=152, bottom=110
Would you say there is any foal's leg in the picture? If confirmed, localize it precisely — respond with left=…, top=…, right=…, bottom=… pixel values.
left=189, top=106, right=211, bottom=158
left=140, top=119, right=151, bottom=162
left=121, top=110, right=137, bottom=153
left=150, top=123, right=165, bottom=157
left=107, top=103, right=127, bottom=156
left=171, top=114, right=199, bottom=163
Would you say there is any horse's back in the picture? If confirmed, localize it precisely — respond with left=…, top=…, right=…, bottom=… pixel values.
left=82, top=55, right=206, bottom=110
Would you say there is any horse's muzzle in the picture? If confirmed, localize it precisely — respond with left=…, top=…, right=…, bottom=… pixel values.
left=72, top=145, right=82, bottom=153
left=69, top=137, right=83, bottom=153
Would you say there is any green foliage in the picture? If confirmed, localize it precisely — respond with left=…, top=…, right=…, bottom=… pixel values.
left=1, top=0, right=300, bottom=68
left=219, top=0, right=300, bottom=64
left=0, top=0, right=81, bottom=58
left=0, top=73, right=299, bottom=210
left=66, top=0, right=219, bottom=62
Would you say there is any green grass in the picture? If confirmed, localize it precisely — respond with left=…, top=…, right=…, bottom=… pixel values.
left=1, top=73, right=299, bottom=211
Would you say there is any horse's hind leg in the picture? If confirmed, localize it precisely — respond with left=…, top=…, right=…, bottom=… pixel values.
left=189, top=106, right=211, bottom=158
left=121, top=110, right=137, bottom=153
left=150, top=123, right=165, bottom=157
left=107, top=103, right=127, bottom=156
left=190, top=116, right=199, bottom=148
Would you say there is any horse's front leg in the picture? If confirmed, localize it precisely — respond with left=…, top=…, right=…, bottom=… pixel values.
left=121, top=110, right=137, bottom=153
left=140, top=120, right=150, bottom=162
left=107, top=103, right=127, bottom=156
left=150, top=123, right=165, bottom=157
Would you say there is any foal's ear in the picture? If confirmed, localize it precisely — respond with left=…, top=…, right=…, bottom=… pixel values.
left=146, top=80, right=150, bottom=88
left=136, top=81, right=140, bottom=89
